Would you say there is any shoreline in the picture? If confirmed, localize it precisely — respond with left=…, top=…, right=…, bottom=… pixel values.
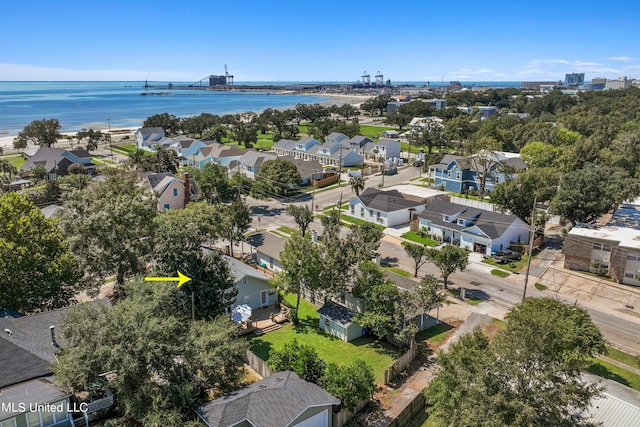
left=0, top=92, right=373, bottom=151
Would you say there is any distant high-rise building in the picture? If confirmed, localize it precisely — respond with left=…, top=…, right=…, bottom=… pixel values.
left=564, top=73, right=585, bottom=86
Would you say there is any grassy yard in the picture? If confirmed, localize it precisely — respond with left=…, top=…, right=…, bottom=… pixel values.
left=481, top=250, right=538, bottom=273
left=358, top=124, right=398, bottom=139
left=250, top=295, right=399, bottom=384
left=254, top=132, right=277, bottom=150
left=401, top=231, right=439, bottom=247
left=339, top=214, right=386, bottom=230
left=5, top=156, right=25, bottom=168
left=114, top=143, right=138, bottom=154
left=277, top=226, right=298, bottom=236
left=587, top=358, right=640, bottom=391
left=416, top=323, right=454, bottom=345
left=605, top=346, right=640, bottom=368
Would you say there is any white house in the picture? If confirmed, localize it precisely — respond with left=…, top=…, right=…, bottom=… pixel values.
left=136, top=127, right=169, bottom=151
left=363, top=139, right=401, bottom=161
left=348, top=188, right=426, bottom=227
left=417, top=199, right=529, bottom=255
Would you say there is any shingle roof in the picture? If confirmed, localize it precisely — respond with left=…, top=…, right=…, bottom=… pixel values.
left=357, top=188, right=424, bottom=213
left=195, top=371, right=340, bottom=427
left=0, top=378, right=69, bottom=419
left=419, top=200, right=522, bottom=239
left=317, top=302, right=356, bottom=327
left=279, top=156, right=324, bottom=177
left=0, top=300, right=110, bottom=388
left=251, top=232, right=287, bottom=261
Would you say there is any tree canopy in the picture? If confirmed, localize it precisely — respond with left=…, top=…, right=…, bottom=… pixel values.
left=0, top=192, right=82, bottom=313
left=427, top=245, right=468, bottom=288
left=252, top=159, right=302, bottom=198
left=55, top=281, right=247, bottom=425
left=13, top=118, right=62, bottom=148
left=425, top=298, right=605, bottom=427
left=59, top=174, right=156, bottom=286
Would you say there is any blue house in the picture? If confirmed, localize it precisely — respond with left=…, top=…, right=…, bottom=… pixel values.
left=429, top=151, right=526, bottom=194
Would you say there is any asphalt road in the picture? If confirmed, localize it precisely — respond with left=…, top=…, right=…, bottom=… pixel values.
left=246, top=166, right=640, bottom=354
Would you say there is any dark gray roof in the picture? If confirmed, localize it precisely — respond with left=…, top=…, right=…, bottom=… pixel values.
left=357, top=188, right=424, bottom=213
left=196, top=371, right=340, bottom=427
left=0, top=300, right=111, bottom=388
left=420, top=200, right=522, bottom=239
left=317, top=302, right=356, bottom=327
left=146, top=172, right=199, bottom=197
left=429, top=154, right=463, bottom=169
left=20, top=147, right=82, bottom=174
left=279, top=156, right=324, bottom=177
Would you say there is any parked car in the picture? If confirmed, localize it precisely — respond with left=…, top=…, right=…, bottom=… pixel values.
left=492, top=250, right=522, bottom=263
left=413, top=160, right=424, bottom=167
left=122, top=135, right=130, bottom=140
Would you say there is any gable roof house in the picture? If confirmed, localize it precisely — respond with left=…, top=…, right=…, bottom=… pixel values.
left=417, top=199, right=529, bottom=255
left=146, top=172, right=199, bottom=211
left=223, top=255, right=278, bottom=310
left=348, top=188, right=426, bottom=227
left=325, top=132, right=349, bottom=145
left=0, top=300, right=112, bottom=427
left=279, top=156, right=325, bottom=185
left=169, top=136, right=209, bottom=158
left=349, top=135, right=373, bottom=150
left=363, top=139, right=401, bottom=161
left=430, top=151, right=526, bottom=194
left=135, top=127, right=169, bottom=151
left=312, top=140, right=363, bottom=167
left=196, top=371, right=340, bottom=427
left=271, top=138, right=322, bottom=160
left=252, top=232, right=288, bottom=273
left=20, top=147, right=96, bottom=179
left=234, top=150, right=278, bottom=179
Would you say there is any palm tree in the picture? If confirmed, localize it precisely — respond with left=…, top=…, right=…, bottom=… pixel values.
left=349, top=176, right=366, bottom=196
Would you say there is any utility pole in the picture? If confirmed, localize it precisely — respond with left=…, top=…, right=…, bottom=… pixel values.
left=522, top=196, right=537, bottom=302
left=338, top=144, right=343, bottom=187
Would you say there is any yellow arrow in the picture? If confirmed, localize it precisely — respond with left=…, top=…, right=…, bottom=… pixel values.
left=144, top=271, right=192, bottom=288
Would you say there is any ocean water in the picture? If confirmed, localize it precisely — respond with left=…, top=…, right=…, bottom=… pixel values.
left=0, top=81, right=330, bottom=135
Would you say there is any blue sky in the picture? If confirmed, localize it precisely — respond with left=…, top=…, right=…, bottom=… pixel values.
left=1, top=0, right=639, bottom=82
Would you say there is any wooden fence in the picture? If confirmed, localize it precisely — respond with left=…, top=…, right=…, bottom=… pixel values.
left=244, top=350, right=273, bottom=379
left=384, top=342, right=418, bottom=384
left=385, top=392, right=427, bottom=427
left=333, top=399, right=370, bottom=427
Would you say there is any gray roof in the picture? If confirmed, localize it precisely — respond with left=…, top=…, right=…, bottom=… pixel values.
left=357, top=188, right=424, bottom=213
left=419, top=200, right=523, bottom=239
left=0, top=300, right=110, bottom=388
left=317, top=302, right=356, bottom=327
left=350, top=135, right=373, bottom=147
left=223, top=254, right=270, bottom=282
left=325, top=132, right=349, bottom=144
left=146, top=172, right=199, bottom=197
left=20, top=147, right=84, bottom=174
left=138, top=127, right=165, bottom=139
left=41, top=204, right=63, bottom=219
left=429, top=154, right=463, bottom=169
left=272, top=139, right=296, bottom=150
left=279, top=156, right=324, bottom=177
left=239, top=151, right=277, bottom=168
left=252, top=232, right=287, bottom=261
left=0, top=377, right=69, bottom=419
left=196, top=371, right=340, bottom=427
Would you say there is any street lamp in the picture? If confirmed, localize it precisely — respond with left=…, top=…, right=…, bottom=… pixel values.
left=107, top=119, right=113, bottom=161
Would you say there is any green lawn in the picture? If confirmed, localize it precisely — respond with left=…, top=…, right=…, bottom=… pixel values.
left=605, top=346, right=640, bottom=368
left=534, top=283, right=548, bottom=291
left=416, top=323, right=454, bottom=344
left=358, top=124, right=398, bottom=139
left=277, top=226, right=298, bottom=236
left=250, top=295, right=399, bottom=384
left=339, top=214, right=386, bottom=230
left=587, top=358, right=640, bottom=391
left=491, top=269, right=510, bottom=277
left=5, top=156, right=25, bottom=168
left=114, top=143, right=138, bottom=154
left=385, top=266, right=412, bottom=278
left=482, top=250, right=536, bottom=273
left=254, top=132, right=277, bottom=150
left=401, top=232, right=439, bottom=247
